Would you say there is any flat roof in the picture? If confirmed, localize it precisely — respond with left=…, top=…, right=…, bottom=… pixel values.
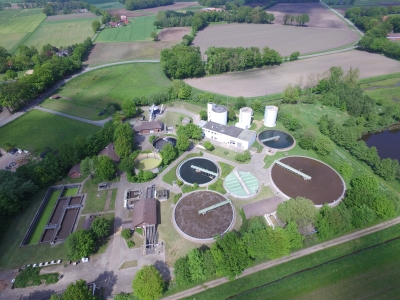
left=203, top=121, right=243, bottom=138
left=212, top=104, right=227, bottom=113
left=237, top=128, right=256, bottom=142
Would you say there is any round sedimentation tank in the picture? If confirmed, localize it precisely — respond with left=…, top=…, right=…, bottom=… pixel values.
left=173, top=191, right=235, bottom=243
left=258, top=130, right=295, bottom=150
left=238, top=107, right=253, bottom=129
left=264, top=106, right=278, bottom=127
left=208, top=102, right=228, bottom=125
left=224, top=170, right=259, bottom=198
left=269, top=156, right=346, bottom=207
left=177, top=157, right=219, bottom=186
left=153, top=136, right=177, bottom=151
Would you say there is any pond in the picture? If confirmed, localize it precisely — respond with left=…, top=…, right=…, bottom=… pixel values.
left=362, top=127, right=400, bottom=161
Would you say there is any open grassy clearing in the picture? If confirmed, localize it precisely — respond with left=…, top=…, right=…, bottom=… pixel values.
left=81, top=180, right=118, bottom=214
left=118, top=260, right=138, bottom=270
left=185, top=51, right=400, bottom=97
left=85, top=41, right=178, bottom=66
left=193, top=23, right=358, bottom=57
left=266, top=3, right=351, bottom=29
left=95, top=15, right=159, bottom=43
left=204, top=145, right=250, bottom=164
left=0, top=110, right=100, bottom=154
left=24, top=17, right=98, bottom=50
left=187, top=223, right=400, bottom=299
left=28, top=189, right=62, bottom=245
left=43, top=63, right=171, bottom=120
left=0, top=188, right=67, bottom=271
left=0, top=9, right=46, bottom=53
left=164, top=101, right=203, bottom=114
left=158, top=111, right=187, bottom=127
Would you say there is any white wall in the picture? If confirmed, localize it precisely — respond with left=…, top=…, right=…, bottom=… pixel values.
left=203, top=129, right=255, bottom=150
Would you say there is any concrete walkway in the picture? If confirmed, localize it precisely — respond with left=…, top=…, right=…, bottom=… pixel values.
left=162, top=215, right=400, bottom=300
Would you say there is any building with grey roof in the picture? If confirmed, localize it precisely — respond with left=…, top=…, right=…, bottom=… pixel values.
left=202, top=121, right=256, bottom=150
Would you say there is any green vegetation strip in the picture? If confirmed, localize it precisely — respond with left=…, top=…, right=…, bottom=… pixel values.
left=183, top=223, right=400, bottom=299
left=14, top=267, right=58, bottom=288
left=62, top=187, right=79, bottom=197
left=28, top=189, right=61, bottom=244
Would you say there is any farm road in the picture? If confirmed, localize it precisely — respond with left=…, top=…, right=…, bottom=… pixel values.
left=0, top=60, right=160, bottom=129
left=162, top=216, right=400, bottom=300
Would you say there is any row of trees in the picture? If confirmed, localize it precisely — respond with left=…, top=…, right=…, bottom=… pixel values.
left=205, top=46, right=282, bottom=74
left=283, top=13, right=310, bottom=26
left=0, top=2, right=11, bottom=10
left=121, top=0, right=173, bottom=11
left=0, top=38, right=93, bottom=112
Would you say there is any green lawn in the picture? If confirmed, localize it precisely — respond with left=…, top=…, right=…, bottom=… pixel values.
left=84, top=0, right=124, bottom=9
left=0, top=110, right=100, bottom=154
left=81, top=180, right=118, bottom=214
left=62, top=187, right=79, bottom=197
left=0, top=188, right=67, bottom=271
left=0, top=9, right=46, bottom=53
left=28, top=189, right=62, bottom=244
left=364, top=86, right=400, bottom=107
left=180, top=223, right=400, bottom=299
left=24, top=17, right=98, bottom=50
left=218, top=161, right=234, bottom=178
left=158, top=111, right=188, bottom=127
left=204, top=145, right=250, bottom=164
left=95, top=15, right=159, bottom=43
left=43, top=63, right=171, bottom=120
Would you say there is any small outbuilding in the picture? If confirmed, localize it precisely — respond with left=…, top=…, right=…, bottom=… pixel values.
left=133, top=121, right=163, bottom=135
left=131, top=198, right=158, bottom=229
left=68, top=163, right=81, bottom=178
left=98, top=143, right=120, bottom=162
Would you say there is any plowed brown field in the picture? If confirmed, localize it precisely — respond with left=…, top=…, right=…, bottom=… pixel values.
left=158, top=27, right=191, bottom=41
left=193, top=23, right=358, bottom=56
left=184, top=51, right=400, bottom=97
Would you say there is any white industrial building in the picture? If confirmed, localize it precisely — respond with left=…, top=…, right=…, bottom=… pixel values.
left=236, top=107, right=253, bottom=129
left=207, top=102, right=227, bottom=125
left=264, top=106, right=278, bottom=127
left=201, top=121, right=256, bottom=150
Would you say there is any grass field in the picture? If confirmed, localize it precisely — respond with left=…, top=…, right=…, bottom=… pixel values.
left=158, top=111, right=187, bottom=127
left=24, top=17, right=98, bottom=50
left=95, top=15, right=159, bottom=43
left=81, top=180, right=118, bottom=214
left=43, top=63, right=171, bottom=120
left=0, top=9, right=46, bottom=53
left=0, top=110, right=100, bottom=154
left=0, top=188, right=67, bottom=271
left=184, top=223, right=400, bottom=299
left=62, top=187, right=79, bottom=197
left=28, top=189, right=62, bottom=245
left=204, top=145, right=250, bottom=164
left=185, top=51, right=400, bottom=97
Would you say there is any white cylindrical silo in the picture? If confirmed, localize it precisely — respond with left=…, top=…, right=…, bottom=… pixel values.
left=210, top=103, right=227, bottom=125
left=239, top=107, right=252, bottom=128
left=264, top=106, right=278, bottom=127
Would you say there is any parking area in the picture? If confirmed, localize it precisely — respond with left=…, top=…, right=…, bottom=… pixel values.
left=0, top=148, right=29, bottom=171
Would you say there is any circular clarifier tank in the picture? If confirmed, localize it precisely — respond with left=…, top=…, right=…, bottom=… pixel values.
left=177, top=157, right=219, bottom=186
left=258, top=129, right=295, bottom=150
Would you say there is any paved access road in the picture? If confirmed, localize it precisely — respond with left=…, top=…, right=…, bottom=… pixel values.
left=162, top=215, right=400, bottom=300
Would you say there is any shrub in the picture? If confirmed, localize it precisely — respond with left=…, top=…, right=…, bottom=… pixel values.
left=127, top=241, right=135, bottom=248
left=176, top=180, right=183, bottom=186
left=174, top=193, right=182, bottom=204
left=14, top=267, right=58, bottom=288
left=234, top=150, right=251, bottom=162
left=203, top=141, right=214, bottom=151
left=149, top=135, right=156, bottom=143
left=135, top=227, right=143, bottom=235
left=121, top=228, right=131, bottom=240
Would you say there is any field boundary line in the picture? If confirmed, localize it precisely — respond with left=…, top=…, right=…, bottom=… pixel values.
left=161, top=215, right=400, bottom=300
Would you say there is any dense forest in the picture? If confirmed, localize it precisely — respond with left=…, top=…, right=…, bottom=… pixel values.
left=345, top=6, right=400, bottom=60
left=119, top=0, right=173, bottom=11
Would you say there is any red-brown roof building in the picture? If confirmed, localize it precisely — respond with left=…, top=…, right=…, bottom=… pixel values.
left=133, top=121, right=163, bottom=135
left=98, top=143, right=120, bottom=162
left=68, top=163, right=81, bottom=178
left=131, top=198, right=158, bottom=228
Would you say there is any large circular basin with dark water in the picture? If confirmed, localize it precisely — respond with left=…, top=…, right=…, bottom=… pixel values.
left=270, top=156, right=346, bottom=207
left=173, top=191, right=235, bottom=242
left=258, top=130, right=295, bottom=150
left=153, top=136, right=177, bottom=151
left=177, top=157, right=219, bottom=186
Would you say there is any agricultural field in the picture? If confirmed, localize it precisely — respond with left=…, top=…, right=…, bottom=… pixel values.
left=107, top=1, right=198, bottom=17
left=95, top=15, right=159, bottom=43
left=43, top=63, right=171, bottom=120
left=184, top=50, right=400, bottom=97
left=86, top=27, right=188, bottom=65
left=0, top=110, right=100, bottom=153
left=24, top=17, right=99, bottom=50
left=193, top=23, right=358, bottom=56
left=267, top=3, right=350, bottom=29
left=0, top=9, right=46, bottom=53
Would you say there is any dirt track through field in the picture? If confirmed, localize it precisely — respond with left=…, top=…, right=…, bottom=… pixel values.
left=184, top=51, right=400, bottom=97
left=193, top=23, right=358, bottom=56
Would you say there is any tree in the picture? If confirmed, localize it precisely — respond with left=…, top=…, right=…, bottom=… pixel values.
left=314, top=136, right=334, bottom=156
left=62, top=279, right=96, bottom=300
left=176, top=134, right=190, bottom=152
left=96, top=156, right=116, bottom=181
left=299, top=128, right=316, bottom=150
left=277, top=197, right=318, bottom=229
left=92, top=20, right=101, bottom=33
left=4, top=70, right=18, bottom=80
left=203, top=141, right=214, bottom=151
left=283, top=13, right=290, bottom=25
left=174, top=256, right=192, bottom=286
left=122, top=99, right=137, bottom=117
left=285, top=221, right=304, bottom=250
left=150, top=32, right=158, bottom=41
left=121, top=228, right=131, bottom=240
left=371, top=195, right=395, bottom=219
left=160, top=143, right=177, bottom=165
left=65, top=230, right=96, bottom=260
left=289, top=51, right=300, bottom=61
left=187, top=248, right=205, bottom=281
left=282, top=83, right=299, bottom=104
left=91, top=217, right=111, bottom=239
left=119, top=152, right=138, bottom=175
left=132, top=265, right=164, bottom=300
left=235, top=96, right=247, bottom=109
left=374, top=158, right=399, bottom=181
left=300, top=14, right=310, bottom=26
left=228, top=106, right=236, bottom=121
left=176, top=123, right=203, bottom=140
left=251, top=99, right=262, bottom=113
left=199, top=110, right=207, bottom=121
left=338, top=163, right=354, bottom=179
